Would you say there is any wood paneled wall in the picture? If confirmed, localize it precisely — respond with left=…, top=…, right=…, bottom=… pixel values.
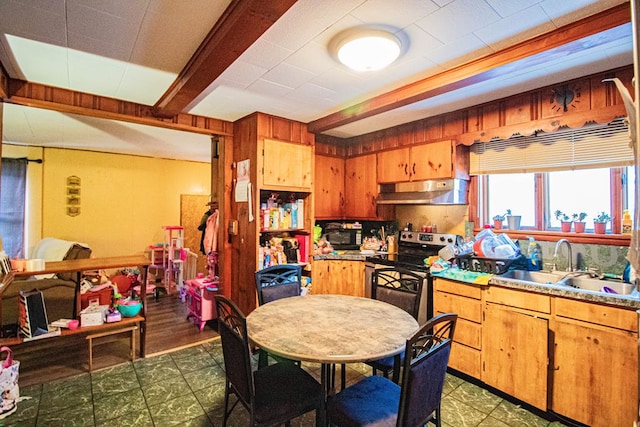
left=316, top=65, right=632, bottom=158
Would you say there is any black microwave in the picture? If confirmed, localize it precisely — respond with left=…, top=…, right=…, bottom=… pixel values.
left=325, top=228, right=362, bottom=249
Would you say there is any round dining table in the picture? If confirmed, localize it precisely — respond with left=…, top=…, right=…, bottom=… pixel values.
left=246, top=294, right=419, bottom=365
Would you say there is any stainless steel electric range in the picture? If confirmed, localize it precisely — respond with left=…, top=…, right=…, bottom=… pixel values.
left=365, top=231, right=463, bottom=324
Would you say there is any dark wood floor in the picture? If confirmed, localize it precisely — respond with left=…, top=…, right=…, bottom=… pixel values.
left=10, top=294, right=219, bottom=388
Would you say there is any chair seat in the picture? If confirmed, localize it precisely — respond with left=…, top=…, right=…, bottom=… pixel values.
left=327, top=375, right=400, bottom=427
left=368, top=351, right=404, bottom=371
left=253, top=361, right=323, bottom=425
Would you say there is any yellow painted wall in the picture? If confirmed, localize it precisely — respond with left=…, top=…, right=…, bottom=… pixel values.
left=3, top=145, right=211, bottom=258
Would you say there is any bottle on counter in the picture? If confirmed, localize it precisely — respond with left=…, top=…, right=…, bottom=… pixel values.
left=622, top=209, right=632, bottom=235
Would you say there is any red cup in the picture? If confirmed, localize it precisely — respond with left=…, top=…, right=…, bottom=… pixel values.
left=68, top=320, right=79, bottom=330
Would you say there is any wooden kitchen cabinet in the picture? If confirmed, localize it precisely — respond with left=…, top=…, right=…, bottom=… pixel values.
left=377, top=140, right=459, bottom=183
left=433, top=278, right=483, bottom=378
left=344, top=154, right=380, bottom=219
left=482, top=286, right=550, bottom=411
left=314, top=155, right=344, bottom=219
left=311, top=260, right=365, bottom=297
left=550, top=298, right=638, bottom=427
left=263, top=138, right=312, bottom=190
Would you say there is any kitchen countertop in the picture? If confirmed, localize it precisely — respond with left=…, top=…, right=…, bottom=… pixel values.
left=313, top=250, right=387, bottom=261
left=434, top=269, right=640, bottom=309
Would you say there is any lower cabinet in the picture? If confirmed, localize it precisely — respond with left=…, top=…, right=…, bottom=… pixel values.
left=433, top=278, right=482, bottom=378
left=550, top=298, right=638, bottom=427
left=482, top=303, right=549, bottom=410
left=311, top=260, right=365, bottom=297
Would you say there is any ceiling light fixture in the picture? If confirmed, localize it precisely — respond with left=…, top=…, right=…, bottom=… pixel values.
left=333, top=28, right=401, bottom=72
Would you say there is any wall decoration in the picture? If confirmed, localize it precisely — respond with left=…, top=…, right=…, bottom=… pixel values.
left=66, top=175, right=81, bottom=216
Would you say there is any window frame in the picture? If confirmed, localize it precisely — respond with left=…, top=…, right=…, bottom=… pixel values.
left=470, top=167, right=630, bottom=245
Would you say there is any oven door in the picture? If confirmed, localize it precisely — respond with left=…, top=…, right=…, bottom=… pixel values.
left=365, top=261, right=432, bottom=325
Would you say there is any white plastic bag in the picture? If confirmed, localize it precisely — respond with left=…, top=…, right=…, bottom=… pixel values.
left=0, top=346, right=19, bottom=419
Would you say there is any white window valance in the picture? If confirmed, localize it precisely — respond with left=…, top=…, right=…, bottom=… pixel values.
left=470, top=118, right=633, bottom=175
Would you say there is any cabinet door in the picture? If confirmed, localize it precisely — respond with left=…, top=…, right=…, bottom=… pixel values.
left=377, top=147, right=410, bottom=183
left=482, top=303, right=548, bottom=410
left=411, top=140, right=452, bottom=180
left=263, top=139, right=312, bottom=190
left=311, top=260, right=364, bottom=296
left=314, top=155, right=344, bottom=219
left=551, top=318, right=637, bottom=427
left=344, top=154, right=378, bottom=219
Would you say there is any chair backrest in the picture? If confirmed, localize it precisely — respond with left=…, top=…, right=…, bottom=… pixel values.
left=215, top=295, right=254, bottom=407
left=397, top=313, right=457, bottom=427
left=255, top=264, right=302, bottom=305
left=371, top=267, right=424, bottom=319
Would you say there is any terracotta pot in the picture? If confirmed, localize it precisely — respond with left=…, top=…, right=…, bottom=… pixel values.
left=574, top=221, right=586, bottom=233
left=560, top=221, right=572, bottom=233
left=493, top=219, right=503, bottom=230
left=594, top=221, right=607, bottom=234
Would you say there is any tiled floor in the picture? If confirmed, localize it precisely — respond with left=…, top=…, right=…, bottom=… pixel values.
left=4, top=338, right=570, bottom=427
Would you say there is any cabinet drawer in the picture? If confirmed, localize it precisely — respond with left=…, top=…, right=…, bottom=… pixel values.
left=436, top=313, right=481, bottom=349
left=434, top=291, right=482, bottom=323
left=450, top=342, right=481, bottom=378
left=555, top=297, right=638, bottom=332
left=434, top=278, right=482, bottom=299
left=485, top=286, right=551, bottom=313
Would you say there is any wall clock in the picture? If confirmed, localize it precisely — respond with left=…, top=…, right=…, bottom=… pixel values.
left=550, top=84, right=581, bottom=113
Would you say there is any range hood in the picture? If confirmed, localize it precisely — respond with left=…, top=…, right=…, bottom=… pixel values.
left=376, top=178, right=468, bottom=205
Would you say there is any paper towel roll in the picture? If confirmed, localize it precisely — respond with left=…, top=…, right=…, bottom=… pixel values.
left=26, top=258, right=45, bottom=271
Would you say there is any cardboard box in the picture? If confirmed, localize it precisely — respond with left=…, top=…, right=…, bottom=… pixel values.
left=80, top=304, right=109, bottom=327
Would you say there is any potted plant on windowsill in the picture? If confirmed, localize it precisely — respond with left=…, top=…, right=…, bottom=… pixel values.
left=593, top=211, right=611, bottom=234
left=555, top=210, right=572, bottom=232
left=492, top=213, right=506, bottom=230
left=505, top=209, right=521, bottom=230
left=572, top=212, right=587, bottom=233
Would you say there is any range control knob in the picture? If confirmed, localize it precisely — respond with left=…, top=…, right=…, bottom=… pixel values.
left=447, top=237, right=454, bottom=243
left=439, top=236, right=446, bottom=242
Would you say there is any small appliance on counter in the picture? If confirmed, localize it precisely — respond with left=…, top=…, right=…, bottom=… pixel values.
left=324, top=222, right=363, bottom=250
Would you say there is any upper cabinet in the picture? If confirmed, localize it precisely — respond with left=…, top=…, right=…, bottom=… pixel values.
left=377, top=140, right=469, bottom=184
left=263, top=139, right=312, bottom=191
left=315, top=155, right=345, bottom=219
left=344, top=154, right=393, bottom=220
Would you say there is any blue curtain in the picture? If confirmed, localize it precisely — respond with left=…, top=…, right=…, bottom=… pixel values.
left=0, top=158, right=27, bottom=258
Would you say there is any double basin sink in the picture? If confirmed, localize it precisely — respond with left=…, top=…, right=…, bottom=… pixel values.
left=499, top=270, right=637, bottom=296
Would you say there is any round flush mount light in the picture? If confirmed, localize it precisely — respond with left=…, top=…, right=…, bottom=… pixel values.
left=331, top=28, right=401, bottom=72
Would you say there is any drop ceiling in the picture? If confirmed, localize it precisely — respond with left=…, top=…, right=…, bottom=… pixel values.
left=0, top=0, right=633, bottom=162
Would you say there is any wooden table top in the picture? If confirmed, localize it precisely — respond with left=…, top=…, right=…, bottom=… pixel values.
left=246, top=294, right=419, bottom=364
left=12, top=255, right=151, bottom=278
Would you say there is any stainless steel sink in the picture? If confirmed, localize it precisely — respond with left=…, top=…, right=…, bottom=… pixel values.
left=559, top=277, right=635, bottom=295
left=499, top=270, right=564, bottom=284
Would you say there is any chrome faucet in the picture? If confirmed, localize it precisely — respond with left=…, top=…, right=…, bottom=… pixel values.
left=553, top=239, right=573, bottom=272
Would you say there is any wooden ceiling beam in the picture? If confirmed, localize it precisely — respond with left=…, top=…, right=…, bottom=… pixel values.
left=6, top=79, right=233, bottom=136
left=153, top=0, right=297, bottom=118
left=308, top=3, right=631, bottom=134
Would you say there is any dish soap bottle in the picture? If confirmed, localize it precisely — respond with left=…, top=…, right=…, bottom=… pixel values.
left=527, top=236, right=542, bottom=271
left=622, top=209, right=632, bottom=235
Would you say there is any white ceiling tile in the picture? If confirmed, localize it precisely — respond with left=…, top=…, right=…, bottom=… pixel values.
left=284, top=41, right=335, bottom=75
left=400, top=24, right=444, bottom=61
left=289, top=82, right=336, bottom=100
left=5, top=35, right=70, bottom=87
left=242, top=39, right=293, bottom=71
left=485, top=0, right=541, bottom=17
left=248, top=79, right=295, bottom=98
left=416, top=0, right=501, bottom=44
left=475, top=5, right=554, bottom=50
left=350, top=0, right=440, bottom=29
left=68, top=48, right=126, bottom=97
left=116, top=63, right=176, bottom=105
left=541, top=0, right=627, bottom=27
left=262, top=62, right=316, bottom=89
left=131, top=0, right=226, bottom=72
left=424, top=33, right=491, bottom=68
left=216, top=60, right=268, bottom=88
left=67, top=31, right=131, bottom=62
left=0, top=0, right=66, bottom=46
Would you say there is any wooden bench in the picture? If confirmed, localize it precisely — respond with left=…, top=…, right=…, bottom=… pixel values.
left=86, top=325, right=138, bottom=371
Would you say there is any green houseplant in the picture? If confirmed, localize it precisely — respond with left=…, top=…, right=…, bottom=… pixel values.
left=593, top=211, right=611, bottom=234
left=572, top=212, right=587, bottom=233
left=492, top=212, right=506, bottom=230
left=555, top=210, right=572, bottom=232
left=505, top=209, right=521, bottom=230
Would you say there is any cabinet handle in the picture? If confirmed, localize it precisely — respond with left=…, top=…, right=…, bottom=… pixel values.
left=412, top=163, right=416, bottom=175
left=404, top=164, right=408, bottom=175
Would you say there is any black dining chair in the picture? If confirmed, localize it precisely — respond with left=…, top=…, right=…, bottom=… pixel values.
left=254, top=264, right=303, bottom=367
left=366, top=267, right=424, bottom=383
left=215, top=295, right=324, bottom=427
left=327, top=313, right=458, bottom=427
